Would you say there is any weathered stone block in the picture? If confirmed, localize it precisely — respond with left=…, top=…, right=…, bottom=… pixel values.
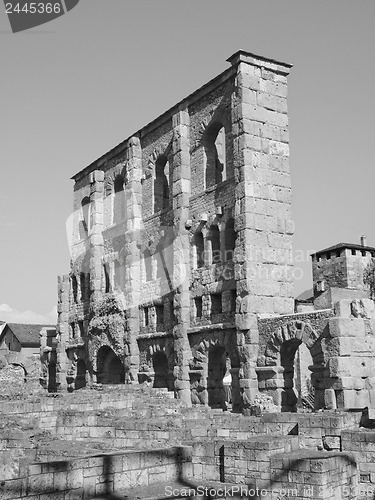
left=328, top=317, right=365, bottom=338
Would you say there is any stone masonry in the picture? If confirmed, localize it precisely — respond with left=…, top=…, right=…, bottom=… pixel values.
left=55, top=51, right=295, bottom=411
left=50, top=50, right=375, bottom=416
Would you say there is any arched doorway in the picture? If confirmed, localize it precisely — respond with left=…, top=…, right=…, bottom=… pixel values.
left=97, top=346, right=125, bottom=384
left=261, top=321, right=324, bottom=412
left=207, top=345, right=227, bottom=409
left=153, top=351, right=169, bottom=389
left=75, top=359, right=87, bottom=390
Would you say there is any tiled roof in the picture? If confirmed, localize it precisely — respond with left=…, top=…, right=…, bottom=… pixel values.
left=311, top=243, right=375, bottom=257
left=6, top=323, right=55, bottom=346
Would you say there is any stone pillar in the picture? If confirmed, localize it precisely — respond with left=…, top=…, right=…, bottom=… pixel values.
left=171, top=108, right=192, bottom=406
left=124, top=136, right=142, bottom=382
left=229, top=52, right=294, bottom=408
left=325, top=299, right=375, bottom=409
left=88, top=170, right=104, bottom=303
left=56, top=274, right=70, bottom=391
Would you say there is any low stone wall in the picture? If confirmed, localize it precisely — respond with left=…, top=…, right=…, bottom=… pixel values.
left=342, top=429, right=375, bottom=487
left=0, top=446, right=192, bottom=500
left=271, top=450, right=357, bottom=500
left=0, top=386, right=372, bottom=499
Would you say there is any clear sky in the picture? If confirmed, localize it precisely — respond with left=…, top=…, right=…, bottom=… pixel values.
left=0, top=0, right=374, bottom=323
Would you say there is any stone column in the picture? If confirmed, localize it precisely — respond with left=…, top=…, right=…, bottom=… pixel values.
left=171, top=109, right=192, bottom=406
left=229, top=52, right=294, bottom=408
left=88, top=170, right=104, bottom=304
left=124, top=136, right=142, bottom=382
left=56, top=274, right=70, bottom=391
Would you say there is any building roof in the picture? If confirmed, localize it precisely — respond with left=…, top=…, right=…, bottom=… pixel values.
left=311, top=243, right=375, bottom=258
left=5, top=323, right=55, bottom=346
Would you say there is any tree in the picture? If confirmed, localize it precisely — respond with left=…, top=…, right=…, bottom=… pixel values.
left=363, top=258, right=375, bottom=300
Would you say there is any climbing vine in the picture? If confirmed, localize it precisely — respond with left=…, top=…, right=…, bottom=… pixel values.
left=364, top=258, right=375, bottom=300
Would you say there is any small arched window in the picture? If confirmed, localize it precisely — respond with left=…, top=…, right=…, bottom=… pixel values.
left=204, top=124, right=226, bottom=189
left=113, top=175, right=125, bottom=225
left=154, top=156, right=170, bottom=213
left=194, top=231, right=205, bottom=268
left=79, top=197, right=90, bottom=239
left=224, top=218, right=236, bottom=262
left=209, top=225, right=221, bottom=264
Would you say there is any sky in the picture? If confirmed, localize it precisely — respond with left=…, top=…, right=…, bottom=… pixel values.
left=0, top=0, right=374, bottom=323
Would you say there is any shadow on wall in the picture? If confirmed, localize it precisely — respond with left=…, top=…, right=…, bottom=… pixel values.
left=1, top=441, right=359, bottom=499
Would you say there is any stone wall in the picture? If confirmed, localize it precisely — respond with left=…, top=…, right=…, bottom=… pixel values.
left=56, top=50, right=296, bottom=411
left=2, top=384, right=374, bottom=499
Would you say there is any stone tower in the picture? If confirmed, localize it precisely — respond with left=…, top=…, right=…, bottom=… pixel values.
left=311, top=238, right=375, bottom=309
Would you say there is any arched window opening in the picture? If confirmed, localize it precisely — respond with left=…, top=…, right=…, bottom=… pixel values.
left=97, top=346, right=125, bottom=385
left=215, top=126, right=226, bottom=181
left=224, top=218, right=236, bottom=262
left=209, top=225, right=221, bottom=264
left=104, top=264, right=110, bottom=293
left=207, top=345, right=227, bottom=409
left=154, top=156, right=170, bottom=213
left=79, top=197, right=90, bottom=239
left=280, top=339, right=315, bottom=412
left=113, top=175, right=125, bottom=225
left=205, top=124, right=226, bottom=189
left=72, top=275, right=78, bottom=303
left=144, top=249, right=152, bottom=282
left=194, top=231, right=205, bottom=268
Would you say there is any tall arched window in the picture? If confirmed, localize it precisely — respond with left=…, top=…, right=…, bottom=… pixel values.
left=79, top=197, right=90, bottom=239
left=194, top=231, right=205, bottom=268
left=204, top=124, right=226, bottom=189
left=154, top=156, right=170, bottom=213
left=113, top=175, right=125, bottom=225
left=209, top=225, right=221, bottom=264
left=224, top=218, right=236, bottom=262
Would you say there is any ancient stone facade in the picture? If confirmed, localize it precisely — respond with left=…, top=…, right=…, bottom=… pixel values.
left=54, top=50, right=375, bottom=415
left=56, top=51, right=295, bottom=411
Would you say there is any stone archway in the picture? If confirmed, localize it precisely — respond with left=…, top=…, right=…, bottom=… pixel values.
left=259, top=320, right=326, bottom=411
left=207, top=345, right=227, bottom=409
left=97, top=346, right=125, bottom=384
left=189, top=334, right=241, bottom=412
